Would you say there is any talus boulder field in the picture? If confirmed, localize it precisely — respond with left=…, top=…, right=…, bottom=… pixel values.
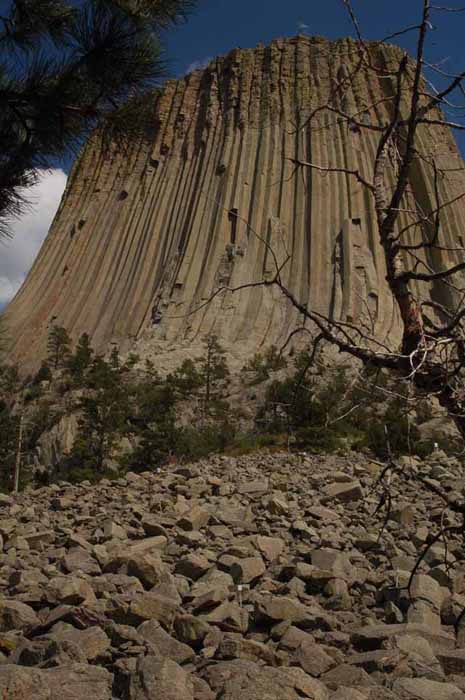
left=1, top=451, right=465, bottom=698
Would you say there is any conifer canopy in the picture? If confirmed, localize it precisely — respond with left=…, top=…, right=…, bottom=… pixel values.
left=0, top=0, right=194, bottom=237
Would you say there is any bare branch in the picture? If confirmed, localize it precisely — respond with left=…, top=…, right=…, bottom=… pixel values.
left=401, top=261, right=465, bottom=282
left=288, top=157, right=375, bottom=192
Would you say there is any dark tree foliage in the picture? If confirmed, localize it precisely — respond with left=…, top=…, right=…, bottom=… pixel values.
left=167, top=358, right=204, bottom=397
left=0, top=401, right=19, bottom=491
left=255, top=353, right=427, bottom=458
left=71, top=351, right=128, bottom=471
left=67, top=332, right=93, bottom=383
left=0, top=0, right=194, bottom=237
left=32, top=362, right=52, bottom=384
left=199, top=334, right=230, bottom=414
left=242, top=345, right=287, bottom=386
left=125, top=378, right=177, bottom=472
left=47, top=323, right=71, bottom=368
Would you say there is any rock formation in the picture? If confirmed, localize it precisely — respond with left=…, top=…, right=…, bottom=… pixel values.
left=2, top=450, right=465, bottom=699
left=4, top=35, right=465, bottom=371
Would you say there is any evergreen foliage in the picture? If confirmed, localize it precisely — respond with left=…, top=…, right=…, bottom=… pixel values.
left=32, top=362, right=52, bottom=385
left=256, top=355, right=426, bottom=458
left=2, top=325, right=455, bottom=492
left=47, top=323, right=71, bottom=369
left=67, top=332, right=93, bottom=383
left=125, top=378, right=177, bottom=472
left=0, top=401, right=19, bottom=491
left=242, top=345, right=287, bottom=385
left=0, top=0, right=194, bottom=238
left=168, top=358, right=203, bottom=397
left=199, top=334, right=230, bottom=415
left=67, top=350, right=129, bottom=474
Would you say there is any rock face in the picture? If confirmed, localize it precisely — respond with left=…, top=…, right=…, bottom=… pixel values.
left=1, top=450, right=465, bottom=698
left=4, top=35, right=465, bottom=371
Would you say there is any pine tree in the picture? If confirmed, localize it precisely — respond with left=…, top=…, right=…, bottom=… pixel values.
left=199, top=334, right=230, bottom=414
left=0, top=402, right=19, bottom=493
left=67, top=332, right=93, bottom=383
left=71, top=354, right=129, bottom=472
left=168, top=358, right=203, bottom=397
left=126, top=380, right=177, bottom=472
left=47, top=324, right=71, bottom=369
left=0, top=0, right=194, bottom=239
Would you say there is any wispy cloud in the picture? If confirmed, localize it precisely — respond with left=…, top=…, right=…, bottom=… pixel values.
left=0, top=169, right=67, bottom=306
left=185, top=56, right=212, bottom=74
left=298, top=21, right=309, bottom=33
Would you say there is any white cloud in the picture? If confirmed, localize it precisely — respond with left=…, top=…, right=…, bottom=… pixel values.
left=298, top=21, right=309, bottom=32
left=186, top=56, right=212, bottom=74
left=0, top=168, right=67, bottom=306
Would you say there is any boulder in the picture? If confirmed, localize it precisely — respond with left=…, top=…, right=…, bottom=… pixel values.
left=137, top=620, right=195, bottom=663
left=0, top=600, right=39, bottom=632
left=322, top=481, right=363, bottom=503
left=393, top=678, right=465, bottom=699
left=129, top=655, right=194, bottom=700
left=202, top=660, right=329, bottom=700
left=177, top=506, right=211, bottom=531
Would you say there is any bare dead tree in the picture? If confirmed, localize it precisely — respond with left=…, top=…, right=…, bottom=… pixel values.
left=282, top=0, right=465, bottom=437
left=184, top=0, right=465, bottom=444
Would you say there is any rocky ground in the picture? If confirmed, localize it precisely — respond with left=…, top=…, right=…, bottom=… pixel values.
left=1, top=450, right=465, bottom=699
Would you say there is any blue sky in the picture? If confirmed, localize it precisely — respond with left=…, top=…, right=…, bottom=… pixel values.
left=164, top=1, right=465, bottom=82
left=2, top=1, right=465, bottom=309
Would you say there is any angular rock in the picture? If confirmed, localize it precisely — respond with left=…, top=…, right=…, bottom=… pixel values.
left=126, top=553, right=166, bottom=589
left=201, top=602, right=249, bottom=633
left=118, top=593, right=178, bottom=628
left=49, top=622, right=111, bottom=661
left=393, top=678, right=465, bottom=700
left=322, top=481, right=363, bottom=503
left=202, top=660, right=329, bottom=700
left=174, top=553, right=212, bottom=580
left=410, top=574, right=444, bottom=610
left=137, top=620, right=195, bottom=663
left=63, top=547, right=101, bottom=576
left=0, top=663, right=113, bottom=700
left=230, top=557, right=266, bottom=584
left=256, top=596, right=333, bottom=631
left=174, top=614, right=211, bottom=648
left=0, top=600, right=39, bottom=632
left=254, top=535, right=285, bottom=562
left=129, top=655, right=194, bottom=700
left=177, top=506, right=210, bottom=531
left=47, top=577, right=96, bottom=606
left=296, top=641, right=335, bottom=677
